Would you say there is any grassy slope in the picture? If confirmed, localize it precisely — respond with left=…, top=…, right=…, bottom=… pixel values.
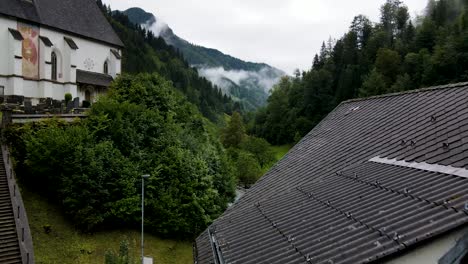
left=271, top=144, right=293, bottom=161
left=22, top=188, right=192, bottom=264
left=260, top=144, right=293, bottom=175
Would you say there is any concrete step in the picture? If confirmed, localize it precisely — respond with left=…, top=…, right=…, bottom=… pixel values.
left=0, top=250, right=22, bottom=264
left=0, top=222, right=15, bottom=230
left=0, top=152, right=22, bottom=263
left=0, top=230, right=17, bottom=237
left=0, top=213, right=14, bottom=220
left=0, top=209, right=14, bottom=217
left=0, top=226, right=16, bottom=234
left=0, top=232, right=18, bottom=242
left=0, top=244, right=20, bottom=254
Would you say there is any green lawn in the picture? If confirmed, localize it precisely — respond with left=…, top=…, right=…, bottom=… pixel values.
left=21, top=188, right=193, bottom=264
left=271, top=144, right=293, bottom=161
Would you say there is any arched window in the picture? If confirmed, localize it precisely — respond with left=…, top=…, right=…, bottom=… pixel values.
left=51, top=51, right=57, bottom=80
left=103, top=61, right=108, bottom=75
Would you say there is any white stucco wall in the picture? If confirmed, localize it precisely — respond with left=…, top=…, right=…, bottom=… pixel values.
left=39, top=27, right=121, bottom=81
left=0, top=15, right=122, bottom=103
left=0, top=16, right=17, bottom=75
left=383, top=226, right=468, bottom=264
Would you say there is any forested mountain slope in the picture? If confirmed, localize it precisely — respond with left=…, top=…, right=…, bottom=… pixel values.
left=96, top=1, right=234, bottom=122
left=253, top=0, right=468, bottom=144
left=123, top=7, right=285, bottom=111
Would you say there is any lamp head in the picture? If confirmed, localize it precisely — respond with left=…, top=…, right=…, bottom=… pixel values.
left=142, top=174, right=150, bottom=179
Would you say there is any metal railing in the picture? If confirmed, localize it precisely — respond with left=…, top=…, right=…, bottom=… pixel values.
left=2, top=144, right=35, bottom=264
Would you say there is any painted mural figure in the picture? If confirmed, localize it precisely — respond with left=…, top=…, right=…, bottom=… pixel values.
left=18, top=22, right=39, bottom=79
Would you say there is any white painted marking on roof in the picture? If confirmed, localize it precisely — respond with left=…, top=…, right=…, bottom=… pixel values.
left=369, top=156, right=468, bottom=179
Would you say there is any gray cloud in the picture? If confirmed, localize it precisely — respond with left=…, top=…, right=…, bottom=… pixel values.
left=142, top=18, right=168, bottom=37
left=198, top=66, right=282, bottom=92
left=104, top=0, right=428, bottom=74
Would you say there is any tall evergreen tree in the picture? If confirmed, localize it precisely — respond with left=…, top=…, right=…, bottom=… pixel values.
left=253, top=0, right=468, bottom=144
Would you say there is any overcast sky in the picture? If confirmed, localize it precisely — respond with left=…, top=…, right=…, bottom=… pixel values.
left=103, top=0, right=428, bottom=74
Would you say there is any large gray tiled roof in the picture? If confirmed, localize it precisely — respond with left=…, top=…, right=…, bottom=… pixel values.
left=0, top=0, right=123, bottom=47
left=195, top=82, right=468, bottom=264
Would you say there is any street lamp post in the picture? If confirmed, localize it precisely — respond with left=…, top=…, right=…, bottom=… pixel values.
left=141, top=174, right=150, bottom=264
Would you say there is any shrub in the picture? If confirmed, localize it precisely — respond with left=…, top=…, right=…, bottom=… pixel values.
left=64, top=93, right=72, bottom=104
left=105, top=240, right=134, bottom=264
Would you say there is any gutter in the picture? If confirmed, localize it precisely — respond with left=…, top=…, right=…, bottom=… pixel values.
left=208, top=228, right=225, bottom=264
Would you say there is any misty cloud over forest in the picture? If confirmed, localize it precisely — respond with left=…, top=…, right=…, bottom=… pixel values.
left=198, top=66, right=282, bottom=92
left=143, top=18, right=168, bottom=37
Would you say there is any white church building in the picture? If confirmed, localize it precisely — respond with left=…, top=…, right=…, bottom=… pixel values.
left=0, top=0, right=123, bottom=106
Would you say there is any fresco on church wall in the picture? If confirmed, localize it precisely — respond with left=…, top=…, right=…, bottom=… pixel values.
left=17, top=22, right=39, bottom=79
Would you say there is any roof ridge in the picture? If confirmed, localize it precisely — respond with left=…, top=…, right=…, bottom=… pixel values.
left=342, top=81, right=468, bottom=104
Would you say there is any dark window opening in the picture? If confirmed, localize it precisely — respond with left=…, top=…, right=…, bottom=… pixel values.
left=85, top=90, right=91, bottom=102
left=104, top=61, right=109, bottom=75
left=51, top=52, right=57, bottom=80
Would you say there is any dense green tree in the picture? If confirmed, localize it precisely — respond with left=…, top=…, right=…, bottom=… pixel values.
left=9, top=73, right=236, bottom=238
left=375, top=48, right=402, bottom=85
left=236, top=151, right=262, bottom=187
left=240, top=137, right=275, bottom=168
left=359, top=68, right=388, bottom=97
left=221, top=112, right=247, bottom=148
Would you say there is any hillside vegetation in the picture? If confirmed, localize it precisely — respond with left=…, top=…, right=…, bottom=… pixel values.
left=122, top=7, right=284, bottom=112
left=7, top=74, right=236, bottom=239
left=97, top=1, right=236, bottom=122
left=253, top=0, right=468, bottom=144
left=22, top=189, right=192, bottom=264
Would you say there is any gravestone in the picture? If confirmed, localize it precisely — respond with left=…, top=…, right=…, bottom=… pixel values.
left=66, top=101, right=73, bottom=113
left=53, top=100, right=62, bottom=109
left=24, top=101, right=33, bottom=114
left=45, top=97, right=53, bottom=107
left=73, top=97, right=80, bottom=109
left=35, top=103, right=46, bottom=113
left=6, top=95, right=24, bottom=105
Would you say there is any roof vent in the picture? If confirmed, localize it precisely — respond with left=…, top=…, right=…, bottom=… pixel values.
left=345, top=106, right=360, bottom=115
left=431, top=115, right=437, bottom=122
left=443, top=142, right=450, bottom=150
